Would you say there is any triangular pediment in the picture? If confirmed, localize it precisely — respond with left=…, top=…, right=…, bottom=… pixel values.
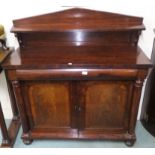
left=12, top=8, right=144, bottom=32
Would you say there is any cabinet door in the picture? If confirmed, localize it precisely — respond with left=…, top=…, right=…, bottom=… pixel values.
left=78, top=81, right=133, bottom=139
left=21, top=81, right=77, bottom=138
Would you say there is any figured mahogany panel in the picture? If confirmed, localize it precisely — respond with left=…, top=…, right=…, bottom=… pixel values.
left=22, top=81, right=72, bottom=130
left=78, top=81, right=133, bottom=132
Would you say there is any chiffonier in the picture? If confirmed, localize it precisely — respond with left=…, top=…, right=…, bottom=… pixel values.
left=1, top=8, right=152, bottom=146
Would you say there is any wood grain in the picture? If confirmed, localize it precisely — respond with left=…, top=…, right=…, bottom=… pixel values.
left=1, top=8, right=152, bottom=146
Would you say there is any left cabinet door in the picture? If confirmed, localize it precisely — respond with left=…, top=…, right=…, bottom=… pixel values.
left=20, top=81, right=78, bottom=139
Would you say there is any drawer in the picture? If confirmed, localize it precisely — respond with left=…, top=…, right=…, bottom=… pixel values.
left=7, top=69, right=138, bottom=80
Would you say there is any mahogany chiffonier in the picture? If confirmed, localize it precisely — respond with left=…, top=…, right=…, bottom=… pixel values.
left=1, top=8, right=152, bottom=146
left=141, top=30, right=155, bottom=136
left=0, top=47, right=20, bottom=147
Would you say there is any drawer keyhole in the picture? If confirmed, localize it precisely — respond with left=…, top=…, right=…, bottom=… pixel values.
left=75, top=105, right=82, bottom=112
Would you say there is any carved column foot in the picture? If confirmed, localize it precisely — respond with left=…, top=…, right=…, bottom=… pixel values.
left=1, top=139, right=11, bottom=147
left=23, top=139, right=33, bottom=145
left=125, top=140, right=135, bottom=147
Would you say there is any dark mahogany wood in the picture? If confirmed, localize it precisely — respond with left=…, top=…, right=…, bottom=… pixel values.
left=141, top=30, right=155, bottom=136
left=2, top=46, right=151, bottom=70
left=0, top=48, right=20, bottom=148
left=2, top=8, right=152, bottom=147
left=11, top=8, right=144, bottom=32
left=11, top=8, right=144, bottom=49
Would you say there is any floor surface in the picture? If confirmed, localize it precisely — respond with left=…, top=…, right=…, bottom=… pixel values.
left=0, top=121, right=155, bottom=148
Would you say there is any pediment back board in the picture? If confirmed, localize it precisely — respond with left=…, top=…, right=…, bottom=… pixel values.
left=11, top=8, right=145, bottom=49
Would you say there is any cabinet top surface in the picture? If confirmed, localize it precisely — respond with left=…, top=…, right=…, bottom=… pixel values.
left=2, top=46, right=152, bottom=69
left=11, top=8, right=144, bottom=32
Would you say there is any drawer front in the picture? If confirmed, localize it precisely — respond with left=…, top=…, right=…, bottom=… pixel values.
left=8, top=69, right=138, bottom=80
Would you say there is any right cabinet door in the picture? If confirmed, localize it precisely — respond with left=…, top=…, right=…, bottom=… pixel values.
left=78, top=81, right=134, bottom=139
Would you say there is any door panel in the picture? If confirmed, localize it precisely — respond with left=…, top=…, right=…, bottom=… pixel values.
left=78, top=81, right=133, bottom=134
left=21, top=81, right=76, bottom=135
left=20, top=79, right=133, bottom=139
